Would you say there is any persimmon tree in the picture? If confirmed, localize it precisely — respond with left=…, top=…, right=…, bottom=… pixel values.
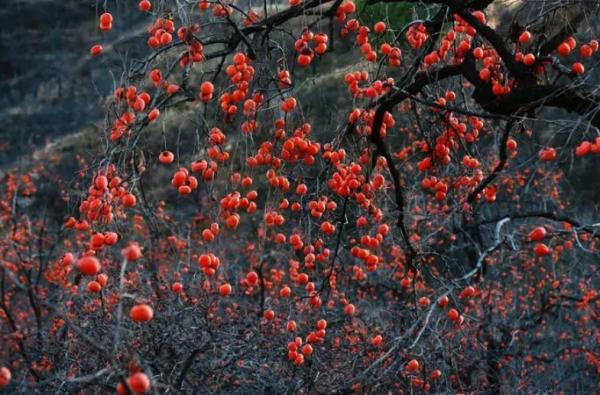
left=1, top=0, right=600, bottom=393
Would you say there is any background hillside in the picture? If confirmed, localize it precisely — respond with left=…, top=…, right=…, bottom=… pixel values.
left=0, top=0, right=146, bottom=166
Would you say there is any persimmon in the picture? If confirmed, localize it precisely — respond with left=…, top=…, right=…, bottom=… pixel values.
left=77, top=256, right=101, bottom=276
left=438, top=295, right=449, bottom=308
left=275, top=233, right=286, bottom=244
left=280, top=286, right=292, bottom=298
left=316, top=319, right=327, bottom=330
left=122, top=193, right=137, bottom=207
left=219, top=283, right=232, bottom=296
left=159, top=151, right=175, bottom=164
left=100, top=12, right=113, bottom=26
left=263, top=309, right=275, bottom=320
left=281, top=97, right=297, bottom=112
left=200, top=81, right=215, bottom=95
left=297, top=273, right=309, bottom=284
left=297, top=54, right=311, bottom=67
left=295, top=183, right=308, bottom=195
left=479, top=68, right=490, bottom=80
left=471, top=10, right=486, bottom=23
left=198, top=254, right=211, bottom=267
left=65, top=217, right=77, bottom=228
left=320, top=221, right=335, bottom=235
left=232, top=52, right=246, bottom=64
left=518, top=30, right=531, bottom=44
left=448, top=308, right=459, bottom=321
left=122, top=243, right=143, bottom=261
left=139, top=0, right=152, bottom=12
left=167, top=83, right=179, bottom=94
left=534, top=243, right=551, bottom=256
left=0, top=367, right=11, bottom=388
left=529, top=226, right=547, bottom=241
left=225, top=214, right=240, bottom=229
left=523, top=53, right=535, bottom=66
left=341, top=0, right=356, bottom=13
left=90, top=44, right=103, bottom=57
left=241, top=176, right=253, bottom=187
left=128, top=372, right=151, bottom=394
left=97, top=273, right=108, bottom=286
left=575, top=141, right=592, bottom=157
left=371, top=334, right=383, bottom=346
left=580, top=44, right=593, bottom=58
left=406, top=359, right=420, bottom=372
left=90, top=233, right=105, bottom=250
left=459, top=286, right=476, bottom=299
left=572, top=62, right=585, bottom=75
left=87, top=281, right=102, bottom=293
left=202, top=229, right=215, bottom=241
left=506, top=137, right=518, bottom=150
left=160, top=32, right=172, bottom=45
left=374, top=22, right=386, bottom=34
left=62, top=253, right=75, bottom=266
left=305, top=282, right=315, bottom=293
left=344, top=303, right=356, bottom=316
left=148, top=108, right=160, bottom=121
left=418, top=297, right=431, bottom=306
left=539, top=147, right=557, bottom=161
left=287, top=320, right=297, bottom=332
left=171, top=170, right=187, bottom=187
left=104, top=231, right=118, bottom=245
left=130, top=304, right=154, bottom=322
left=301, top=344, right=313, bottom=356
left=557, top=42, right=571, bottom=56
left=139, top=92, right=151, bottom=106
left=294, top=354, right=304, bottom=365
left=246, top=271, right=258, bottom=285
left=179, top=181, right=194, bottom=194
left=171, top=282, right=183, bottom=293
left=246, top=191, right=258, bottom=201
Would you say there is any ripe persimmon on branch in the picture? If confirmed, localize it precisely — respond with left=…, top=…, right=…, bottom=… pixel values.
left=1, top=0, right=600, bottom=394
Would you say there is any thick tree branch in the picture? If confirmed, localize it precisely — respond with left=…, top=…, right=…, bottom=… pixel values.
left=479, top=84, right=600, bottom=128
